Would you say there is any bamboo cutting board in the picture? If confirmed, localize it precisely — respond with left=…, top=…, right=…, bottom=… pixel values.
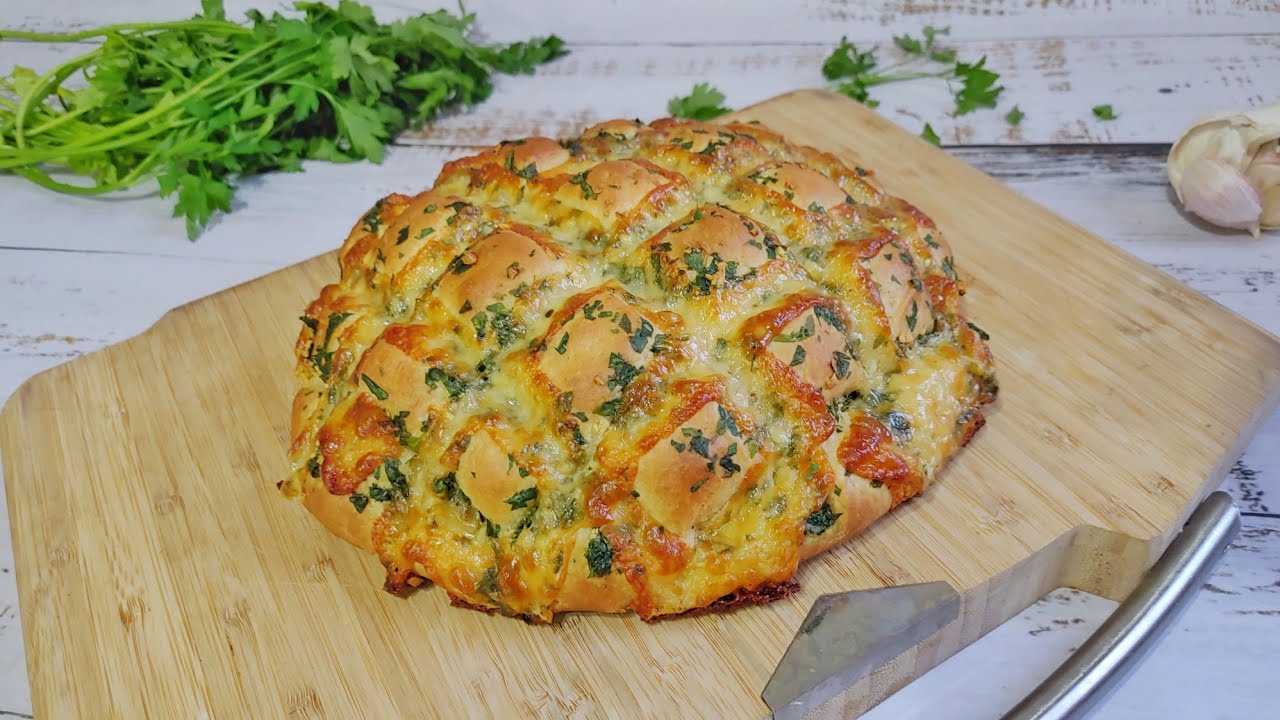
left=3, top=90, right=1279, bottom=720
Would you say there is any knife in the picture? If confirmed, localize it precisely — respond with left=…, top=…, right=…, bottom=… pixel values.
left=761, top=491, right=1239, bottom=720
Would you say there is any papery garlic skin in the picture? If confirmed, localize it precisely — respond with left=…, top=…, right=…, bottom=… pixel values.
left=1178, top=157, right=1262, bottom=230
left=1167, top=100, right=1280, bottom=236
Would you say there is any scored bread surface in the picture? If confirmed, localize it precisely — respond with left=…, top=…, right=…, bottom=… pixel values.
left=284, top=117, right=997, bottom=621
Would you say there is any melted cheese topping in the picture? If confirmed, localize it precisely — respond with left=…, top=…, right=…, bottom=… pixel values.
left=285, top=118, right=998, bottom=621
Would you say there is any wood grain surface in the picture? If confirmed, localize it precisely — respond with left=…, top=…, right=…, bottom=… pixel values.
left=1, top=90, right=1277, bottom=719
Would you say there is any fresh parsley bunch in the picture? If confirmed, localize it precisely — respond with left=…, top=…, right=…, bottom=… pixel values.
left=0, top=0, right=565, bottom=237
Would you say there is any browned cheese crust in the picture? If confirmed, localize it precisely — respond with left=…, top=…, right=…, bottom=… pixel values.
left=283, top=118, right=998, bottom=621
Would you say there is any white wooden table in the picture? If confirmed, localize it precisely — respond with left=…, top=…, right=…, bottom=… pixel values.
left=1, top=2, right=1277, bottom=717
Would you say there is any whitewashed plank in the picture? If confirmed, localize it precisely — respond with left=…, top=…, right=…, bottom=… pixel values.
left=394, top=37, right=1279, bottom=147
left=1, top=36, right=1273, bottom=149
left=2, top=0, right=1277, bottom=43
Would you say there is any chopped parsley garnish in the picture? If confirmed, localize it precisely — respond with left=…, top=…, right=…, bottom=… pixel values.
left=555, top=332, right=570, bottom=354
left=833, top=350, right=852, bottom=380
left=717, top=443, right=741, bottom=477
left=418, top=226, right=435, bottom=239
left=808, top=201, right=826, bottom=214
left=698, top=138, right=728, bottom=156
left=1005, top=105, right=1024, bottom=126
left=629, top=318, right=655, bottom=353
left=505, top=486, right=539, bottom=510
left=606, top=353, right=642, bottom=391
left=812, top=305, right=846, bottom=331
left=1092, top=104, right=1117, bottom=121
left=804, top=501, right=843, bottom=536
left=776, top=316, right=816, bottom=343
left=585, top=530, right=613, bottom=577
left=349, top=493, right=369, bottom=513
left=396, top=226, right=409, bottom=245
left=386, top=410, right=418, bottom=451
left=716, top=405, right=742, bottom=437
left=967, top=321, right=991, bottom=341
left=569, top=171, right=598, bottom=199
left=361, top=374, right=388, bottom=400
left=310, top=311, right=353, bottom=380
left=596, top=398, right=624, bottom=418
left=383, top=458, right=409, bottom=498
left=425, top=367, right=466, bottom=398
left=432, top=472, right=459, bottom=498
left=368, top=484, right=393, bottom=502
left=906, top=300, right=919, bottom=332
left=680, top=427, right=712, bottom=459
left=477, top=567, right=499, bottom=595
left=941, top=255, right=956, bottom=278
left=683, top=249, right=723, bottom=296
left=789, top=345, right=807, bottom=367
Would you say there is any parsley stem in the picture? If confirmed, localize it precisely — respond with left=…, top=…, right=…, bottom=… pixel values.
left=0, top=20, right=250, bottom=43
left=863, top=70, right=950, bottom=87
left=10, top=48, right=97, bottom=149
left=8, top=37, right=283, bottom=161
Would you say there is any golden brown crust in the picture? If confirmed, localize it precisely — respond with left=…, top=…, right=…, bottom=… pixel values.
left=303, top=483, right=378, bottom=553
left=284, top=117, right=997, bottom=621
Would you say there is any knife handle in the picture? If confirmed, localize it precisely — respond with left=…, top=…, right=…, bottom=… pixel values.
left=1000, top=490, right=1240, bottom=720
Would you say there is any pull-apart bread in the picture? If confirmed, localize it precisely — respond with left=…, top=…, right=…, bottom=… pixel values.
left=284, top=118, right=997, bottom=621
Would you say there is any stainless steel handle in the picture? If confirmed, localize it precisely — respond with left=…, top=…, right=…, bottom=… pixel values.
left=1001, top=490, right=1240, bottom=720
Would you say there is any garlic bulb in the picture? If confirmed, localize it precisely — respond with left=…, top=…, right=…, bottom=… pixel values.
left=1167, top=100, right=1280, bottom=236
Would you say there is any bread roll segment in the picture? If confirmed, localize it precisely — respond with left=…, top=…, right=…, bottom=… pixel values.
left=284, top=118, right=997, bottom=621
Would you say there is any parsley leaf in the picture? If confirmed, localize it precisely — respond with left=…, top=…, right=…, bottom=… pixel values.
left=361, top=373, right=388, bottom=401
left=920, top=123, right=941, bottom=146
left=804, top=501, right=843, bottom=536
left=667, top=83, right=731, bottom=121
left=505, top=486, right=538, bottom=510
left=1092, top=104, right=1117, bottom=120
left=585, top=530, right=613, bottom=577
left=424, top=367, right=465, bottom=398
left=1005, top=105, right=1025, bottom=126
left=952, top=57, right=1004, bottom=115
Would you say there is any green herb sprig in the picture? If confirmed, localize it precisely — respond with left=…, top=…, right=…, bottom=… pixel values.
left=0, top=0, right=565, bottom=238
left=823, top=27, right=1004, bottom=117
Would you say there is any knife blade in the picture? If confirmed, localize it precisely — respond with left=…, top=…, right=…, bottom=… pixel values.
left=762, top=581, right=960, bottom=719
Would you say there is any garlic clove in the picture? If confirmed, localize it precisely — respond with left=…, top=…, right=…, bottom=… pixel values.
left=1167, top=100, right=1280, bottom=233
left=1245, top=146, right=1280, bottom=226
left=1178, top=157, right=1262, bottom=235
left=1261, top=185, right=1280, bottom=227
